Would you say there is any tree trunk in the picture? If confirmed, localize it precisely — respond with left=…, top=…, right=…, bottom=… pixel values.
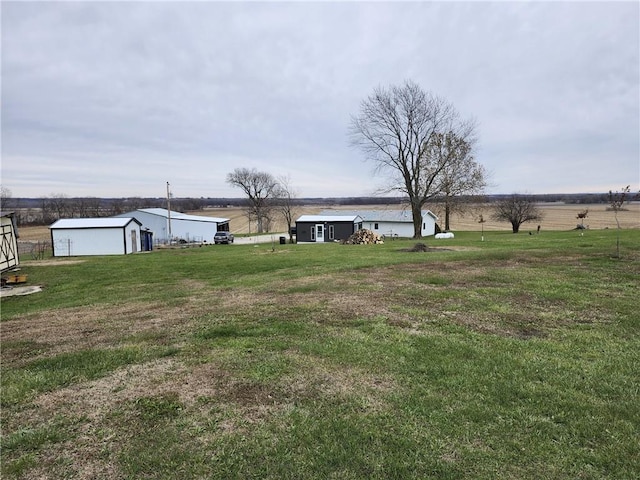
left=411, top=203, right=423, bottom=238
left=511, top=221, right=520, bottom=233
left=444, top=203, right=451, bottom=231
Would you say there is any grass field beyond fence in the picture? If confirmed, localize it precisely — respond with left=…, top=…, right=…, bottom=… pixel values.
left=1, top=230, right=639, bottom=479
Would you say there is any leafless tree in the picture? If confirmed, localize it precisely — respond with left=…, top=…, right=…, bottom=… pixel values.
left=430, top=132, right=488, bottom=231
left=608, top=185, right=633, bottom=258
left=71, top=197, right=98, bottom=218
left=1, top=186, right=13, bottom=210
left=108, top=198, right=127, bottom=216
left=492, top=194, right=543, bottom=233
left=44, top=193, right=73, bottom=220
left=227, top=168, right=279, bottom=233
left=124, top=197, right=148, bottom=212
left=350, top=80, right=481, bottom=238
left=85, top=197, right=104, bottom=217
left=274, top=175, right=298, bottom=243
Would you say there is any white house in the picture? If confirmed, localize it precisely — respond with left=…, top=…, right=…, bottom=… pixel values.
left=50, top=218, right=142, bottom=257
left=1, top=212, right=19, bottom=272
left=114, top=208, right=230, bottom=244
left=320, top=209, right=438, bottom=237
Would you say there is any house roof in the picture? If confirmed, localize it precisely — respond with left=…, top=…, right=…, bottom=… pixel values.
left=50, top=217, right=141, bottom=229
left=127, top=208, right=229, bottom=224
left=320, top=209, right=438, bottom=222
left=296, top=214, right=363, bottom=223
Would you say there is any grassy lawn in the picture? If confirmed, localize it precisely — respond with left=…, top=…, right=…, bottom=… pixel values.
left=2, top=230, right=639, bottom=479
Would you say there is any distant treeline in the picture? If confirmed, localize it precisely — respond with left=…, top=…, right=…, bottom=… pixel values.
left=4, top=192, right=614, bottom=226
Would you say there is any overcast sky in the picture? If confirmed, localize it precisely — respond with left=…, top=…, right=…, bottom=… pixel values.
left=2, top=1, right=639, bottom=199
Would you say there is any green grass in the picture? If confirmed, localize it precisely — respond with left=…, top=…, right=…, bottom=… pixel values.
left=1, top=230, right=639, bottom=479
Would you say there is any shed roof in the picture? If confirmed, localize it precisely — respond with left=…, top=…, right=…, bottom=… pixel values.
left=50, top=217, right=141, bottom=229
left=320, top=209, right=438, bottom=222
left=133, top=208, right=229, bottom=223
left=296, top=214, right=363, bottom=223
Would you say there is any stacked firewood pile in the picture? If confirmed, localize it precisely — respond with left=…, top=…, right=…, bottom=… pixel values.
left=342, top=229, right=384, bottom=245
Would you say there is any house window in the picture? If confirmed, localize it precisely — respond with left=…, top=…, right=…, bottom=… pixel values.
left=374, top=223, right=379, bottom=230
left=329, top=225, right=334, bottom=240
left=423, top=223, right=426, bottom=229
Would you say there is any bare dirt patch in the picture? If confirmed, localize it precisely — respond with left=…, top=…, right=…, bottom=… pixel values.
left=23, top=259, right=85, bottom=266
left=0, top=285, right=43, bottom=297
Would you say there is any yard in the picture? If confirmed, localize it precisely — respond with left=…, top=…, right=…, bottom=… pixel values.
left=2, top=229, right=639, bottom=479
left=14, top=203, right=640, bottom=242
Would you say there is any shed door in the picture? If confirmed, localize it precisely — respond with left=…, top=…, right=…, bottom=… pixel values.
left=1, top=224, right=19, bottom=271
left=315, top=224, right=324, bottom=243
left=131, top=230, right=138, bottom=253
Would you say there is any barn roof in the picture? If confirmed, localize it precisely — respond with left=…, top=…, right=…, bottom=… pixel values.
left=296, top=214, right=363, bottom=223
left=320, top=209, right=438, bottom=222
left=129, top=208, right=229, bottom=223
left=50, top=217, right=141, bottom=229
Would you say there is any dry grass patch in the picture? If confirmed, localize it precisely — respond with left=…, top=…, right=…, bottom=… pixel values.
left=5, top=346, right=398, bottom=478
left=1, top=301, right=205, bottom=365
left=227, top=259, right=605, bottom=339
left=21, top=259, right=85, bottom=267
left=282, top=354, right=397, bottom=411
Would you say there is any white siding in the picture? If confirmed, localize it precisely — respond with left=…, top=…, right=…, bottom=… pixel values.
left=121, top=212, right=170, bottom=243
left=115, top=210, right=228, bottom=243
left=364, top=221, right=414, bottom=238
left=168, top=218, right=218, bottom=243
left=320, top=210, right=438, bottom=238
left=50, top=219, right=141, bottom=257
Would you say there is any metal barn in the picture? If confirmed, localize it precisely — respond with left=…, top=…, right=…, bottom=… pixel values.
left=115, top=208, right=230, bottom=244
left=50, top=218, right=142, bottom=257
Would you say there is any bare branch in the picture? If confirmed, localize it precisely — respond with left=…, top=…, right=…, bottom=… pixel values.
left=226, top=168, right=279, bottom=233
left=350, top=80, right=484, bottom=238
left=491, top=194, right=543, bottom=233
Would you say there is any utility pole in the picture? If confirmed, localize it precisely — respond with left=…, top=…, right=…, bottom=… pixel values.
left=167, top=182, right=172, bottom=241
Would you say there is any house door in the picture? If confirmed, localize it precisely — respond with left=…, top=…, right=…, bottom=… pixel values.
left=315, top=224, right=324, bottom=243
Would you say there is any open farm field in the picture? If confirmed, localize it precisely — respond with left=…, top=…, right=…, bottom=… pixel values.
left=197, top=202, right=640, bottom=235
left=2, top=230, right=639, bottom=479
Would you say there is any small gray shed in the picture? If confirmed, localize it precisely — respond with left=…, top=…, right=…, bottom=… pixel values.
left=50, top=217, right=142, bottom=257
left=295, top=215, right=363, bottom=243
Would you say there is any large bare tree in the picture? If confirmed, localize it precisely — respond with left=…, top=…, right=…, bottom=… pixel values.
left=227, top=168, right=279, bottom=233
left=492, top=194, right=543, bottom=233
left=350, top=80, right=480, bottom=238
